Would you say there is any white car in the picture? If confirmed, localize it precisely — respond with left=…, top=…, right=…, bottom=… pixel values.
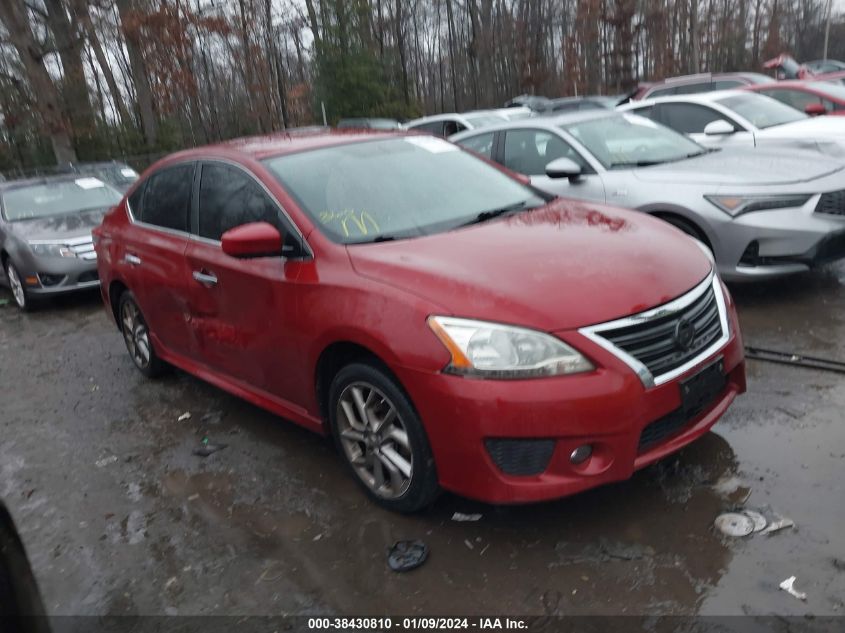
left=620, top=90, right=845, bottom=157
left=405, top=111, right=508, bottom=136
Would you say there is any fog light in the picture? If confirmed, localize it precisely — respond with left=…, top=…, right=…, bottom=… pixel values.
left=569, top=444, right=592, bottom=465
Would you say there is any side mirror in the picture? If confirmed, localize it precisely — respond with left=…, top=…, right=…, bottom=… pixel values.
left=545, top=157, right=582, bottom=181
left=703, top=120, right=735, bottom=136
left=221, top=221, right=283, bottom=259
left=805, top=102, right=827, bottom=116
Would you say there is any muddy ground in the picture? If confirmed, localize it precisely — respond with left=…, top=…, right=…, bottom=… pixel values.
left=1, top=264, right=843, bottom=618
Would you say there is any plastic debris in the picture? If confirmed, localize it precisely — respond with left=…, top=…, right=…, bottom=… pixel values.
left=177, top=412, right=191, bottom=422
left=715, top=512, right=755, bottom=537
left=193, top=437, right=227, bottom=457
left=741, top=509, right=768, bottom=533
left=0, top=298, right=9, bottom=307
left=779, top=576, right=807, bottom=601
left=451, top=512, right=482, bottom=522
left=95, top=455, right=119, bottom=468
left=464, top=539, right=474, bottom=550
left=387, top=540, right=428, bottom=572
left=762, top=516, right=795, bottom=535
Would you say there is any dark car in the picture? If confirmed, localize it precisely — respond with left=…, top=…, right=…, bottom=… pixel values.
left=94, top=130, right=744, bottom=512
left=804, top=59, right=845, bottom=74
left=546, top=96, right=621, bottom=113
left=0, top=175, right=122, bottom=310
left=337, top=118, right=403, bottom=130
left=0, top=501, right=49, bottom=631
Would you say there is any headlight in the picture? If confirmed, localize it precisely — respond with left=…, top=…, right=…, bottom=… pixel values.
left=29, top=242, right=74, bottom=258
left=705, top=194, right=812, bottom=217
left=427, top=316, right=594, bottom=379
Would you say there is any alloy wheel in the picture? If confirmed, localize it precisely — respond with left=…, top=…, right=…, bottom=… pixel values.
left=336, top=382, right=413, bottom=499
left=121, top=300, right=151, bottom=369
left=5, top=263, right=26, bottom=309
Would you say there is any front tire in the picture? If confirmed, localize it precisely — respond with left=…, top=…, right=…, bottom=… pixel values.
left=329, top=362, right=439, bottom=513
left=118, top=290, right=167, bottom=378
left=3, top=260, right=32, bottom=311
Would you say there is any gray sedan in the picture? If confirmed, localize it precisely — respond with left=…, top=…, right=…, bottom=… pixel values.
left=0, top=175, right=123, bottom=310
left=451, top=111, right=845, bottom=281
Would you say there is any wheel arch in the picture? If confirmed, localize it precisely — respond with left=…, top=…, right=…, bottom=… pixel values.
left=640, top=205, right=714, bottom=249
left=108, top=279, right=129, bottom=330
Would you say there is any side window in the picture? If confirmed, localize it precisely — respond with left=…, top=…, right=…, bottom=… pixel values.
left=411, top=121, right=444, bottom=135
left=127, top=181, right=145, bottom=217
left=140, top=164, right=192, bottom=232
left=628, top=106, right=655, bottom=120
left=503, top=129, right=590, bottom=176
left=457, top=132, right=495, bottom=158
left=443, top=120, right=465, bottom=136
left=656, top=103, right=726, bottom=134
left=673, top=81, right=710, bottom=95
left=646, top=86, right=678, bottom=99
left=198, top=163, right=286, bottom=242
left=712, top=80, right=743, bottom=90
left=773, top=90, right=820, bottom=112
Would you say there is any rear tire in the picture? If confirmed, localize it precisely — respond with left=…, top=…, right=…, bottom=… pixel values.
left=328, top=362, right=439, bottom=513
left=118, top=290, right=167, bottom=378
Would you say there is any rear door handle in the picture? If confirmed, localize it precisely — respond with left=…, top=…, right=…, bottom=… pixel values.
left=192, top=270, right=218, bottom=287
left=125, top=253, right=141, bottom=266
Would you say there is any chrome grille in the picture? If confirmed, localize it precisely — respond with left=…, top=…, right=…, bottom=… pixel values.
left=579, top=275, right=729, bottom=387
left=68, top=238, right=96, bottom=261
left=815, top=190, right=845, bottom=217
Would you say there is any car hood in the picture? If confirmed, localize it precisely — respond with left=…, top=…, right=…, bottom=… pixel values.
left=764, top=117, right=845, bottom=139
left=631, top=147, right=843, bottom=185
left=347, top=199, right=712, bottom=331
left=6, top=208, right=107, bottom=242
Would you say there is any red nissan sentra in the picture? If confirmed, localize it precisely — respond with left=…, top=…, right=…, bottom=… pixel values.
left=93, top=131, right=746, bottom=512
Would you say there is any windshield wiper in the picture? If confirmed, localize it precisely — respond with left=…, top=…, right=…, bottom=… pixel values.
left=459, top=201, right=535, bottom=227
left=609, top=159, right=667, bottom=169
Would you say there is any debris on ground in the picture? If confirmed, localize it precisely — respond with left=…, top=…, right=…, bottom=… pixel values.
left=779, top=576, right=808, bottom=601
left=715, top=512, right=755, bottom=537
left=200, top=411, right=223, bottom=425
left=192, top=437, right=227, bottom=457
left=0, top=298, right=8, bottom=307
left=95, top=455, right=119, bottom=468
left=177, top=412, right=192, bottom=422
left=464, top=539, right=474, bottom=550
left=387, top=540, right=428, bottom=572
left=742, top=510, right=768, bottom=533
left=451, top=512, right=482, bottom=522
left=762, top=516, right=795, bottom=535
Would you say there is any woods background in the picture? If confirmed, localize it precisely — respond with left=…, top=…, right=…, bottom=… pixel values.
left=1, top=0, right=843, bottom=174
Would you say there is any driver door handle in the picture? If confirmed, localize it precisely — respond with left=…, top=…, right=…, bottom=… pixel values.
left=192, top=270, right=218, bottom=287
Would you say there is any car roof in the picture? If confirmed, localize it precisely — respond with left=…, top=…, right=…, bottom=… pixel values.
left=157, top=129, right=410, bottom=163
left=628, top=89, right=755, bottom=106
left=451, top=109, right=619, bottom=138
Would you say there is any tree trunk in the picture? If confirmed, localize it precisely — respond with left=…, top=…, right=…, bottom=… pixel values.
left=116, top=0, right=158, bottom=147
left=0, top=0, right=77, bottom=164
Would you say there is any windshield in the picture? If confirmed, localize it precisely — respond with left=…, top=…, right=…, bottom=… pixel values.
left=562, top=114, right=707, bottom=169
left=717, top=93, right=806, bottom=129
left=264, top=136, right=543, bottom=244
left=1, top=178, right=122, bottom=222
left=807, top=81, right=845, bottom=100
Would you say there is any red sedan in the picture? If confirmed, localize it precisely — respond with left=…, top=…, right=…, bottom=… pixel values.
left=746, top=80, right=845, bottom=116
left=93, top=131, right=745, bottom=511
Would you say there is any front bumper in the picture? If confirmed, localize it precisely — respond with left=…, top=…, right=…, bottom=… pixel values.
left=713, top=204, right=845, bottom=282
left=394, top=297, right=745, bottom=504
left=21, top=258, right=100, bottom=296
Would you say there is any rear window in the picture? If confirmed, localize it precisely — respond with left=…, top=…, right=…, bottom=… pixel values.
left=1, top=179, right=122, bottom=222
left=139, top=164, right=193, bottom=232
